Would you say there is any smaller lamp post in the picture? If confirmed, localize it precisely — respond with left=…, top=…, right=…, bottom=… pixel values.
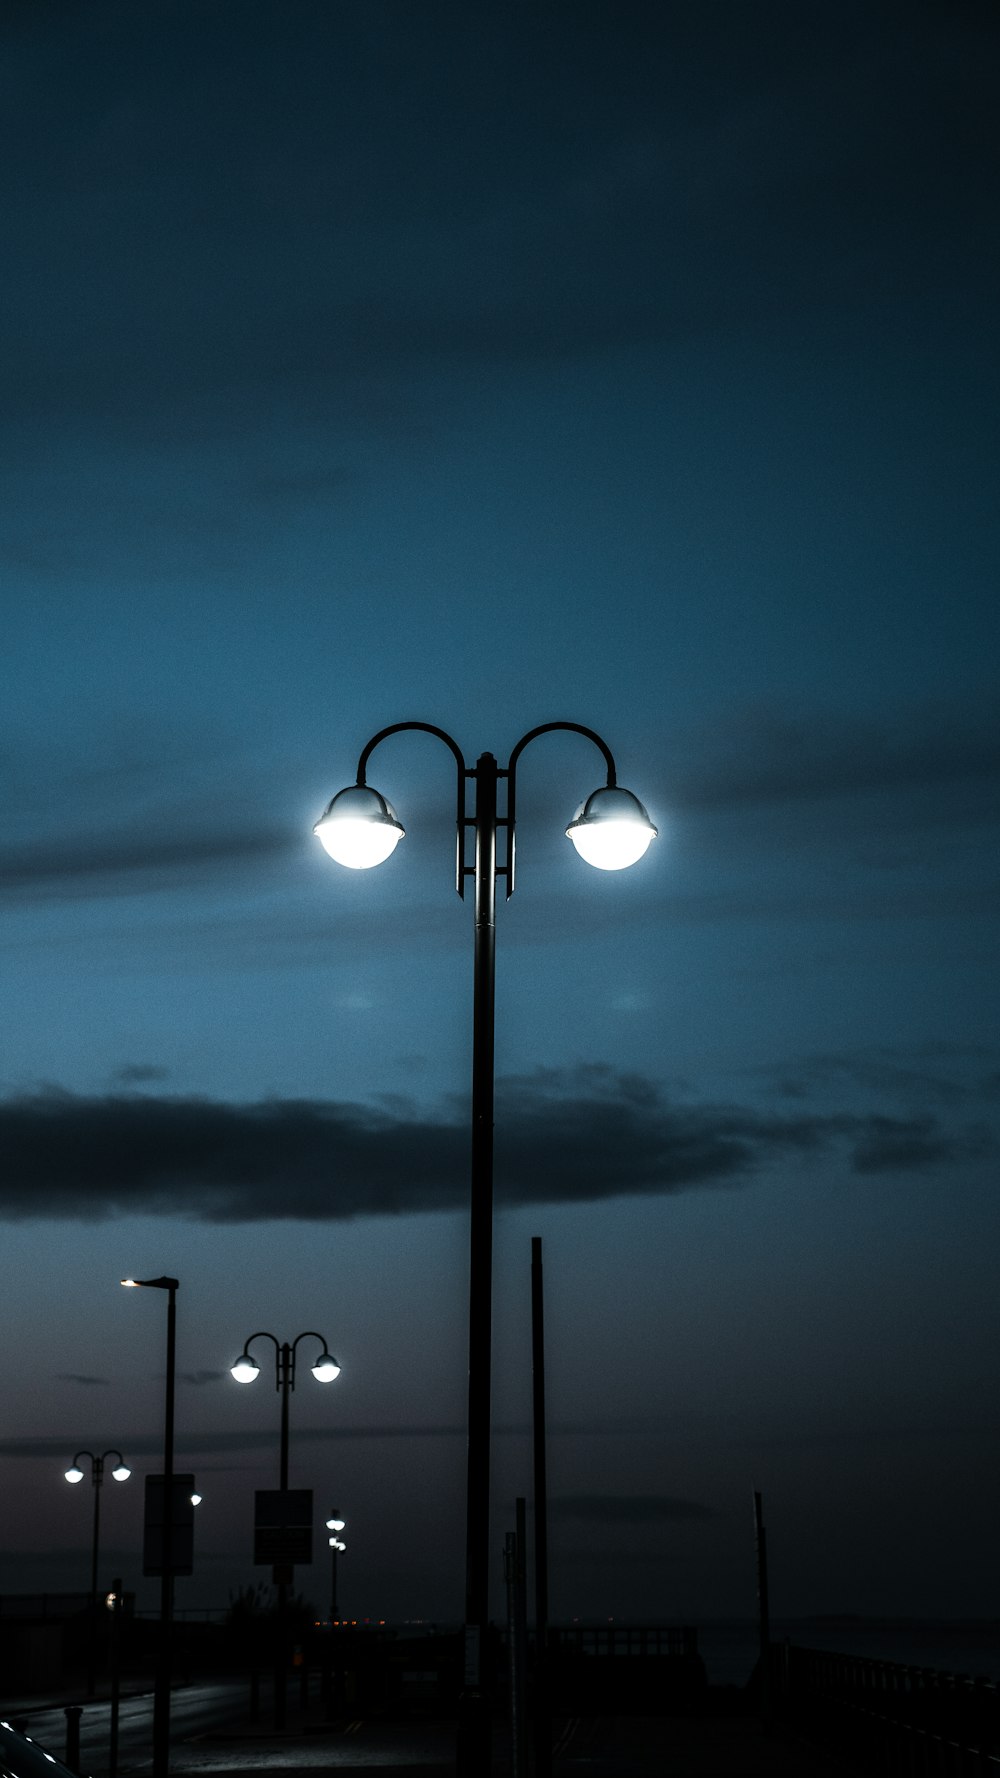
left=65, top=1450, right=130, bottom=1694
left=326, top=1515, right=346, bottom=1623
left=230, top=1331, right=341, bottom=1727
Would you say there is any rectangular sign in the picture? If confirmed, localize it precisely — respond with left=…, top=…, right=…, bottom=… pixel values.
left=254, top=1488, right=313, bottom=1566
left=143, top=1474, right=195, bottom=1576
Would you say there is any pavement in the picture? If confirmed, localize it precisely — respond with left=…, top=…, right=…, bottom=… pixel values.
left=3, top=1680, right=864, bottom=1776
left=170, top=1693, right=864, bottom=1776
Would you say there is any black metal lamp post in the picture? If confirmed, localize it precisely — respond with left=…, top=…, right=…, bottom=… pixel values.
left=65, top=1448, right=131, bottom=1694
left=230, top=1331, right=340, bottom=1726
left=314, top=720, right=655, bottom=1773
left=121, top=1275, right=178, bottom=1778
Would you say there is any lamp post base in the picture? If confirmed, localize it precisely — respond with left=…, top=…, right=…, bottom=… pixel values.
left=455, top=1686, right=491, bottom=1776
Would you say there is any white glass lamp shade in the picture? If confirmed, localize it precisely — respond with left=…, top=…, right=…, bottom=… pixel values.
left=311, top=1352, right=341, bottom=1383
left=326, top=1516, right=346, bottom=1531
left=111, top=1464, right=131, bottom=1482
left=314, top=784, right=404, bottom=869
left=190, top=1493, right=202, bottom=1505
left=65, top=1466, right=85, bottom=1484
left=230, top=1354, right=260, bottom=1383
left=566, top=785, right=657, bottom=870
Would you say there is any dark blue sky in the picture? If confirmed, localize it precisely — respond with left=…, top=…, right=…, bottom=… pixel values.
left=2, top=2, right=998, bottom=1630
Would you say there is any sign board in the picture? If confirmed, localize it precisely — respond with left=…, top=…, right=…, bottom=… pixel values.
left=143, top=1474, right=195, bottom=1576
left=254, top=1488, right=313, bottom=1566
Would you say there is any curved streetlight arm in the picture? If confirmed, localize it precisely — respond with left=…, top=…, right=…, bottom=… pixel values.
left=504, top=721, right=618, bottom=899
left=356, top=721, right=469, bottom=897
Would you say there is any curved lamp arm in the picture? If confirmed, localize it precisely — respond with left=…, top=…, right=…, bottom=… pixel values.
left=504, top=721, right=618, bottom=898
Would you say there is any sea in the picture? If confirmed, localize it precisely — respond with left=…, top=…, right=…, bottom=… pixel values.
left=695, top=1619, right=1000, bottom=1689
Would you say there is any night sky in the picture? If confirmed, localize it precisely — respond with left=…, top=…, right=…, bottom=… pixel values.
left=2, top=3, right=998, bottom=1633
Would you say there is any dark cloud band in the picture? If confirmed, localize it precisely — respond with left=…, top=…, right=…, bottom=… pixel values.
left=0, top=1066, right=989, bottom=1223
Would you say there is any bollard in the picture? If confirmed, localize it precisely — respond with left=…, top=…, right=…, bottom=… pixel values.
left=64, top=1705, right=83, bottom=1775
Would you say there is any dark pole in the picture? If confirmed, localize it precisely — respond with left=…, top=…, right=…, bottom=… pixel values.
left=152, top=1279, right=178, bottom=1778
left=753, top=1489, right=771, bottom=1731
left=531, top=1235, right=551, bottom=1778
left=457, top=751, right=498, bottom=1775
left=88, top=1459, right=102, bottom=1696
left=108, top=1577, right=122, bottom=1778
left=275, top=1343, right=291, bottom=1731
left=330, top=1546, right=338, bottom=1623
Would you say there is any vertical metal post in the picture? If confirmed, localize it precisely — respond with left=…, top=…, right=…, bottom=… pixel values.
left=531, top=1235, right=552, bottom=1777
left=275, top=1344, right=291, bottom=1731
left=152, top=1282, right=177, bottom=1778
left=458, top=751, right=497, bottom=1775
left=753, top=1489, right=771, bottom=1731
left=513, top=1497, right=528, bottom=1778
left=108, top=1577, right=122, bottom=1778
left=87, top=1460, right=102, bottom=1695
left=64, top=1705, right=83, bottom=1775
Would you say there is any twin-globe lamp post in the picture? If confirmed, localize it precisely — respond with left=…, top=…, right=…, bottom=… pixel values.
left=230, top=1331, right=341, bottom=1729
left=313, top=720, right=655, bottom=1771
left=65, top=1449, right=130, bottom=1694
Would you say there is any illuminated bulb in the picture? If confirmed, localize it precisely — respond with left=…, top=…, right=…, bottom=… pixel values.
left=314, top=784, right=404, bottom=869
left=111, top=1464, right=131, bottom=1482
left=311, top=1352, right=341, bottom=1383
left=65, top=1466, right=85, bottom=1484
left=230, top=1355, right=260, bottom=1383
left=565, top=785, right=657, bottom=870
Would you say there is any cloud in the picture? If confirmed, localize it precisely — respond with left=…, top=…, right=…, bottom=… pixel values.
left=0, top=1065, right=990, bottom=1224
left=113, top=1064, right=171, bottom=1086
left=178, top=1369, right=226, bottom=1387
left=55, top=1373, right=109, bottom=1387
left=551, top=1494, right=717, bottom=1524
left=667, top=700, right=1000, bottom=817
left=0, top=825, right=294, bottom=901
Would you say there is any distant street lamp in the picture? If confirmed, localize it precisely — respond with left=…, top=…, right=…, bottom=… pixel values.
left=314, top=720, right=655, bottom=1773
left=230, top=1330, right=340, bottom=1727
left=121, top=1274, right=178, bottom=1778
left=326, top=1514, right=346, bottom=1623
left=65, top=1448, right=130, bottom=1694
left=230, top=1332, right=341, bottom=1490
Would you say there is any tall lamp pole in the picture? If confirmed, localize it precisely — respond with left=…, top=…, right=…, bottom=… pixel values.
left=121, top=1276, right=178, bottom=1778
left=314, top=720, right=655, bottom=1773
left=231, top=1331, right=340, bottom=1727
left=65, top=1449, right=131, bottom=1694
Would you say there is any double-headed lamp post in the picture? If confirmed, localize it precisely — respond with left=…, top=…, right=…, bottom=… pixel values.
left=230, top=1332, right=341, bottom=1490
left=230, top=1331, right=341, bottom=1731
left=65, top=1449, right=131, bottom=1694
left=314, top=720, right=655, bottom=1771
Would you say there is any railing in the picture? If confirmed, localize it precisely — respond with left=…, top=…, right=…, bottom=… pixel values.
left=549, top=1624, right=698, bottom=1659
left=777, top=1642, right=1000, bottom=1774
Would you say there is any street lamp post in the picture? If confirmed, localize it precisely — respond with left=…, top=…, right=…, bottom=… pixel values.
left=314, top=721, right=655, bottom=1772
left=121, top=1275, right=178, bottom=1778
left=326, top=1516, right=346, bottom=1623
left=230, top=1331, right=340, bottom=1726
left=65, top=1449, right=130, bottom=1694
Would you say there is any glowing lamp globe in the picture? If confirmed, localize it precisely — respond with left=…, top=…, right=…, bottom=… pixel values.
left=311, top=1352, right=341, bottom=1382
left=314, top=784, right=404, bottom=869
left=566, top=785, right=657, bottom=870
left=111, top=1464, right=131, bottom=1482
left=230, top=1355, right=260, bottom=1384
left=65, top=1466, right=85, bottom=1484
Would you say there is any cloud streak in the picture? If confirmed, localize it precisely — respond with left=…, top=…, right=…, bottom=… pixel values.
left=0, top=1065, right=990, bottom=1224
